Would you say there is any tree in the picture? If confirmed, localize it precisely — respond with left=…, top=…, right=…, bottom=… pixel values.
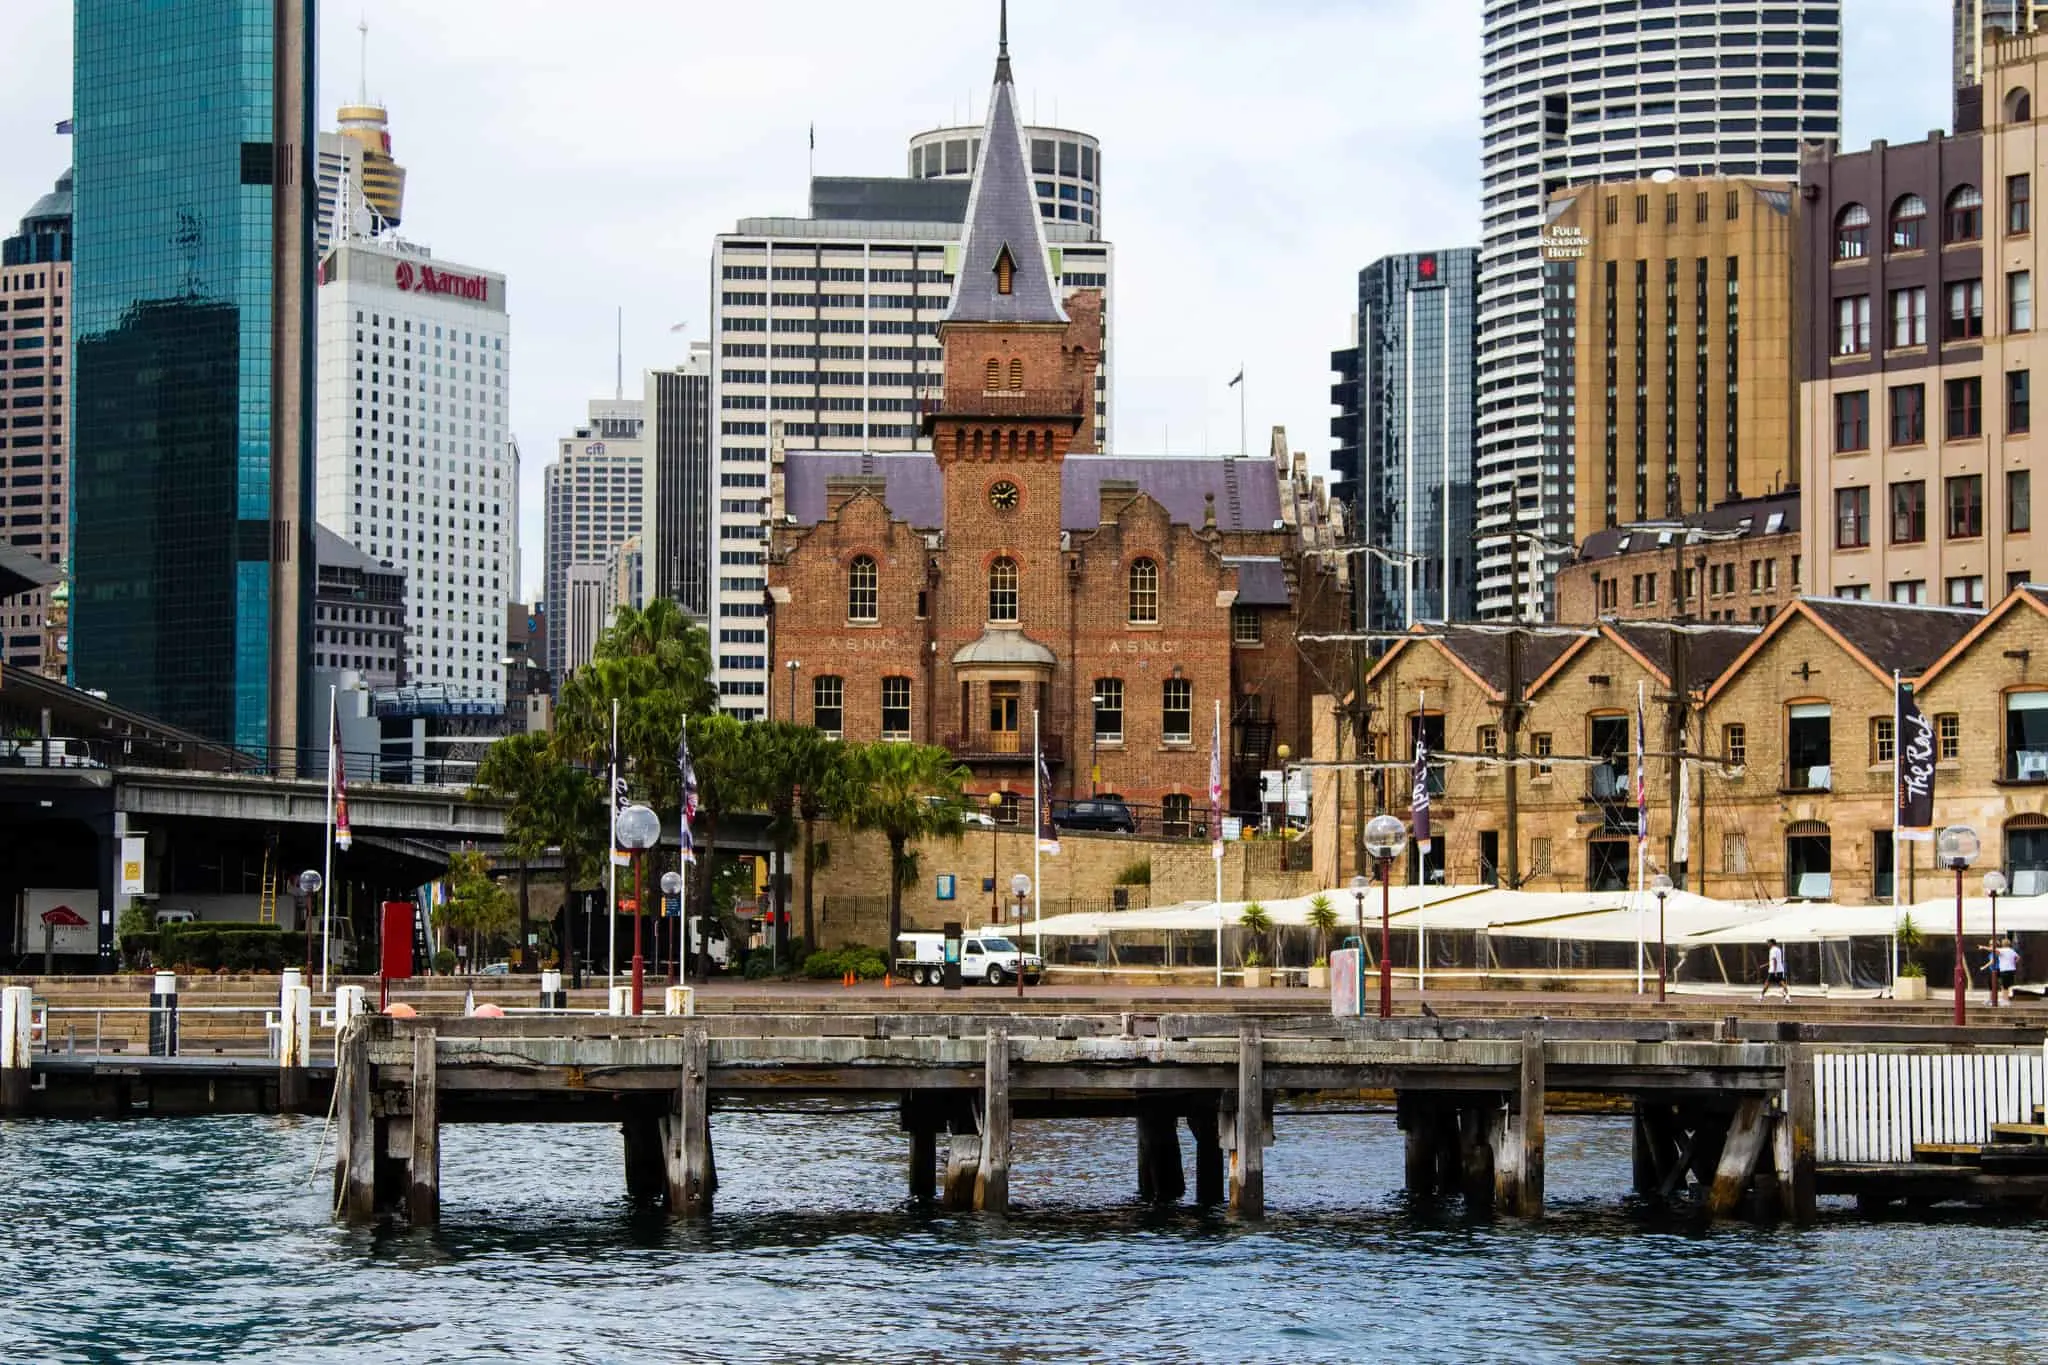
left=1238, top=900, right=1274, bottom=967
left=1306, top=894, right=1339, bottom=965
left=684, top=713, right=767, bottom=980
left=474, top=731, right=555, bottom=969
left=555, top=600, right=715, bottom=815
left=842, top=742, right=968, bottom=949
left=439, top=848, right=517, bottom=966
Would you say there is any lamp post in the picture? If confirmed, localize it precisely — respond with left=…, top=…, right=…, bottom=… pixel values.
left=298, top=870, right=323, bottom=980
left=1348, top=874, right=1369, bottom=1019
left=1938, top=824, right=1980, bottom=1027
left=1650, top=872, right=1674, bottom=1005
left=1364, top=814, right=1408, bottom=1020
left=660, top=869, right=685, bottom=983
left=987, top=791, right=1003, bottom=928
left=1985, top=869, right=2009, bottom=1007
left=1272, top=743, right=1291, bottom=835
left=616, top=803, right=661, bottom=1014
left=785, top=658, right=800, bottom=724
left=1010, top=873, right=1031, bottom=999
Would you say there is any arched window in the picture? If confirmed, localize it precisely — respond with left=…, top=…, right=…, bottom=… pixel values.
left=1834, top=203, right=1870, bottom=260
left=1024, top=429, right=1037, bottom=454
left=2008, top=86, right=2033, bottom=123
left=1127, top=558, right=1159, bottom=623
left=987, top=557, right=1019, bottom=622
left=1786, top=820, right=1832, bottom=899
left=1890, top=194, right=1927, bottom=251
left=2007, top=813, right=2048, bottom=894
left=971, top=429, right=985, bottom=457
left=984, top=357, right=1001, bottom=391
left=846, top=555, right=877, bottom=622
left=1947, top=184, right=1984, bottom=243
left=1008, top=357, right=1025, bottom=391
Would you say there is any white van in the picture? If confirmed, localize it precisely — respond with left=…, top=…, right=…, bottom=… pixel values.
left=0, top=737, right=101, bottom=768
left=154, top=909, right=196, bottom=926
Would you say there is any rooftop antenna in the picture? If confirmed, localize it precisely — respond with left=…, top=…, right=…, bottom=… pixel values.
left=615, top=306, right=623, bottom=401
left=357, top=15, right=369, bottom=106
left=995, top=0, right=1012, bottom=83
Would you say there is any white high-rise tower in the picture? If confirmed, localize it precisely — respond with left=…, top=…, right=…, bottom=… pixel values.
left=1473, top=2, right=1841, bottom=617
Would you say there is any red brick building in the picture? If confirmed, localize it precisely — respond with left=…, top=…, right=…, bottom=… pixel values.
left=766, top=30, right=1344, bottom=825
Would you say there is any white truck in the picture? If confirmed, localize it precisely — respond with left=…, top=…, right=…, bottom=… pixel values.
left=895, top=930, right=1044, bottom=987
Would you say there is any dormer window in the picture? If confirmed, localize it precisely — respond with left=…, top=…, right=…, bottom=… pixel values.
left=995, top=245, right=1016, bottom=295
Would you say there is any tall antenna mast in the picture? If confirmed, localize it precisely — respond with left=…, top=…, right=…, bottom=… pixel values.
left=357, top=15, right=369, bottom=106
left=616, top=306, right=623, bottom=401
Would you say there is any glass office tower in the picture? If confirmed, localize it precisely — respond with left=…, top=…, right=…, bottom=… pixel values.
left=72, top=0, right=316, bottom=760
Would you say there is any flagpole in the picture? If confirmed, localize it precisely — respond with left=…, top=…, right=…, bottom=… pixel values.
left=321, top=683, right=336, bottom=993
left=1237, top=363, right=1247, bottom=458
left=608, top=697, right=619, bottom=994
left=1032, top=708, right=1043, bottom=957
left=1892, top=669, right=1903, bottom=992
left=1213, top=699, right=1224, bottom=988
left=1634, top=681, right=1646, bottom=995
left=1416, top=687, right=1426, bottom=996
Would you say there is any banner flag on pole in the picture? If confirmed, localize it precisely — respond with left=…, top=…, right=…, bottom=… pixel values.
left=1634, top=681, right=1648, bottom=840
left=677, top=717, right=699, bottom=864
left=330, top=703, right=352, bottom=852
left=609, top=702, right=630, bottom=867
left=1673, top=752, right=1691, bottom=865
left=1896, top=680, right=1936, bottom=839
left=1209, top=704, right=1224, bottom=861
left=1410, top=691, right=1431, bottom=854
left=1036, top=739, right=1061, bottom=856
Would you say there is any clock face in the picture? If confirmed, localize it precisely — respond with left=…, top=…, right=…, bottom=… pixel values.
left=989, top=480, right=1020, bottom=511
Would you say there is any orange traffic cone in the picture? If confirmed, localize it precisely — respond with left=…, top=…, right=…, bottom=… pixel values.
left=884, top=971, right=894, bottom=989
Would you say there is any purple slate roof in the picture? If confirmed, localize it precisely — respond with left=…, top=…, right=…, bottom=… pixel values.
left=785, top=452, right=1284, bottom=534
left=1224, top=557, right=1291, bottom=606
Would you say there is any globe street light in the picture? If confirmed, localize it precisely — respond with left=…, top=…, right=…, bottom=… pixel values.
left=1364, top=814, right=1409, bottom=1020
left=987, top=790, right=1004, bottom=929
left=1271, top=743, right=1291, bottom=835
left=785, top=659, right=801, bottom=724
left=298, top=870, right=324, bottom=980
left=1010, top=872, right=1032, bottom=999
left=661, top=869, right=685, bottom=982
left=1985, top=869, right=2009, bottom=1008
left=1650, top=873, right=1674, bottom=1005
left=617, top=803, right=661, bottom=1014
left=1348, top=874, right=1369, bottom=1019
left=1938, top=824, right=1980, bottom=1026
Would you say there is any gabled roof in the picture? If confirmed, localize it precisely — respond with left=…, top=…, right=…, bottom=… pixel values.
left=1604, top=623, right=1760, bottom=689
left=943, top=15, right=1066, bottom=327
left=0, top=542, right=57, bottom=600
left=1914, top=583, right=2048, bottom=686
left=1704, top=597, right=1982, bottom=701
left=1366, top=626, right=1578, bottom=703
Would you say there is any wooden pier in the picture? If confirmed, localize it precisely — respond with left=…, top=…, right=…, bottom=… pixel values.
left=328, top=1012, right=1813, bottom=1226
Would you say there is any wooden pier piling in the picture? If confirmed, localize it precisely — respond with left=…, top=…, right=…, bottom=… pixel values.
left=335, top=1021, right=375, bottom=1222
left=622, top=1117, right=665, bottom=1203
left=976, top=1026, right=1011, bottom=1214
left=1189, top=1104, right=1224, bottom=1204
left=1230, top=1024, right=1264, bottom=1219
left=1516, top=1030, right=1545, bottom=1218
left=408, top=1030, right=439, bottom=1225
left=664, top=1027, right=713, bottom=1217
left=1137, top=1106, right=1186, bottom=1204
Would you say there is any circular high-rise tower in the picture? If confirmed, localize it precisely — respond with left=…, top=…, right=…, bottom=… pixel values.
left=908, top=123, right=1101, bottom=236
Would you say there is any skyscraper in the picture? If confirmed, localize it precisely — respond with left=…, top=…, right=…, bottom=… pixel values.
left=72, top=0, right=317, bottom=759
left=1473, top=3, right=1840, bottom=618
left=1958, top=2, right=2045, bottom=89
left=647, top=345, right=712, bottom=616
left=543, top=399, right=645, bottom=681
left=1, top=168, right=73, bottom=677
left=1329, top=250, right=1478, bottom=631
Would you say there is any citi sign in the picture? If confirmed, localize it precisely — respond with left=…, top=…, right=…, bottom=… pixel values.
left=393, top=261, right=488, bottom=301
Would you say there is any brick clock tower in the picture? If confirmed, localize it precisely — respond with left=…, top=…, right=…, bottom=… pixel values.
left=766, top=12, right=1337, bottom=825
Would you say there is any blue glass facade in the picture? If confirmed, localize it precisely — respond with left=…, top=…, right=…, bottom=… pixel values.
left=1332, top=251, right=1478, bottom=630
left=72, top=0, right=314, bottom=756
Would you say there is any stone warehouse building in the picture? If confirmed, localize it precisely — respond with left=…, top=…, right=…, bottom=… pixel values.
left=1553, top=492, right=1802, bottom=624
left=765, top=28, right=1345, bottom=821
left=1359, top=585, right=2048, bottom=904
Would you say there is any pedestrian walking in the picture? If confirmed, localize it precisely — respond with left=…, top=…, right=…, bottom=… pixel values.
left=1997, top=937, right=2020, bottom=1007
left=1761, top=938, right=1790, bottom=1003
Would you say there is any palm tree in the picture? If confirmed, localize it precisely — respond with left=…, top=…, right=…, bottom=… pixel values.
left=473, top=731, right=556, bottom=969
left=843, top=742, right=968, bottom=949
left=783, top=726, right=850, bottom=956
left=1306, top=893, right=1340, bottom=965
left=1239, top=900, right=1274, bottom=967
left=684, top=713, right=761, bottom=979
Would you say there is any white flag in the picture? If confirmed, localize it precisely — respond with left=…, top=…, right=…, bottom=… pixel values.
left=1673, top=755, right=1690, bottom=865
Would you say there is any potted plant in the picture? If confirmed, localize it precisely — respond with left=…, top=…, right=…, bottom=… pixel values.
left=1895, top=913, right=1928, bottom=1001
left=1239, top=901, right=1273, bottom=987
left=1306, top=894, right=1338, bottom=989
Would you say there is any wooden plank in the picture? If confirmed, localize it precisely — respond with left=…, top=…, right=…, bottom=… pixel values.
left=1231, top=1024, right=1264, bottom=1220
left=1886, top=1052, right=1907, bottom=1166
left=408, top=1029, right=439, bottom=1226
left=340, top=1024, right=375, bottom=1222
left=1707, top=1096, right=1770, bottom=1217
left=975, top=1027, right=1010, bottom=1214
left=1516, top=1031, right=1544, bottom=1218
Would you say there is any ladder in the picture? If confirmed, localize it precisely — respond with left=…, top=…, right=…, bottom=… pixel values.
left=258, top=843, right=279, bottom=925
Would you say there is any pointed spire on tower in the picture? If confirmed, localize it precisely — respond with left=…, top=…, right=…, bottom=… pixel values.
left=996, top=0, right=1012, bottom=84
left=946, top=7, right=1066, bottom=327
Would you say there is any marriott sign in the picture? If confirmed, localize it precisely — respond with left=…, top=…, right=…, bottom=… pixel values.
left=393, top=260, right=489, bottom=302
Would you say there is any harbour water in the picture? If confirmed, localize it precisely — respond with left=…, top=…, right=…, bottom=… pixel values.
left=2, top=1109, right=2045, bottom=1364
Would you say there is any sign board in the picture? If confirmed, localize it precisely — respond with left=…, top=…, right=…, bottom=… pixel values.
left=1221, top=816, right=1244, bottom=843
left=380, top=901, right=416, bottom=980
left=119, top=836, right=146, bottom=896
left=1539, top=225, right=1587, bottom=260
left=936, top=874, right=956, bottom=901
left=22, top=889, right=97, bottom=957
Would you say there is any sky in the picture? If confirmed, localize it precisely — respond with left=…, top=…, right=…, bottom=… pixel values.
left=0, top=0, right=1955, bottom=604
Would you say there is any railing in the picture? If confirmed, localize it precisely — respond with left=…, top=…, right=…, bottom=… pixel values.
left=920, top=390, right=1087, bottom=420
left=944, top=732, right=1065, bottom=764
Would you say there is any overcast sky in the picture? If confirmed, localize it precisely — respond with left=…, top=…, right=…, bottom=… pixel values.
left=0, top=1, right=1953, bottom=602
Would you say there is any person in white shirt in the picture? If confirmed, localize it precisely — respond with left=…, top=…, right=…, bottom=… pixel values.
left=1996, top=938, right=2021, bottom=1007
left=1760, top=938, right=1790, bottom=1003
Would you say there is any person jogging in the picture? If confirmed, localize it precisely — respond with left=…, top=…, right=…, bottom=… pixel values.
left=1997, top=938, right=2020, bottom=1007
left=1760, top=938, right=1790, bottom=1003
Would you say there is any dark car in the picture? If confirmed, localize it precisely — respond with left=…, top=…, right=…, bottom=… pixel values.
left=1051, top=798, right=1137, bottom=833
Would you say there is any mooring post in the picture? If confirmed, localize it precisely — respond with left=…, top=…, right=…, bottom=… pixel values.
left=976, top=1026, right=1011, bottom=1214
left=665, top=1026, right=712, bottom=1216
left=1231, top=1023, right=1264, bottom=1219
left=278, top=970, right=311, bottom=1111
left=1777, top=1044, right=1817, bottom=1226
left=1707, top=1095, right=1772, bottom=1217
left=0, top=985, right=33, bottom=1115
left=1189, top=1102, right=1224, bottom=1204
left=335, top=1020, right=376, bottom=1222
left=1515, top=1028, right=1545, bottom=1218
left=1137, top=1105, right=1186, bottom=1204
left=408, top=1028, right=439, bottom=1225
left=148, top=971, right=179, bottom=1057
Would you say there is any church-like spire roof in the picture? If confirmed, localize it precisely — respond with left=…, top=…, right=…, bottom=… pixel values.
left=945, top=2, right=1067, bottom=327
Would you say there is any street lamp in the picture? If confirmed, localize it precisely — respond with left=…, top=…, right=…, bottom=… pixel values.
left=987, top=790, right=1004, bottom=927
left=785, top=658, right=800, bottom=724
left=1010, top=872, right=1031, bottom=999
left=617, top=803, right=661, bottom=1014
left=1985, top=869, right=2009, bottom=1008
left=1364, top=814, right=1408, bottom=1020
left=1348, top=874, right=1369, bottom=1019
left=661, top=869, right=685, bottom=983
left=1650, top=872, right=1674, bottom=1005
left=1938, top=824, right=1981, bottom=1026
left=298, top=870, right=324, bottom=981
left=1273, top=743, right=1291, bottom=835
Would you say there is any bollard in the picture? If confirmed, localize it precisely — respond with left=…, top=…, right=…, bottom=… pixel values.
left=1, top=985, right=32, bottom=1114
left=663, top=985, right=694, bottom=1017
left=540, top=969, right=567, bottom=1012
left=609, top=985, right=635, bottom=1017
left=148, top=970, right=179, bottom=1058
left=334, top=985, right=368, bottom=1059
left=279, top=971, right=313, bottom=1111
